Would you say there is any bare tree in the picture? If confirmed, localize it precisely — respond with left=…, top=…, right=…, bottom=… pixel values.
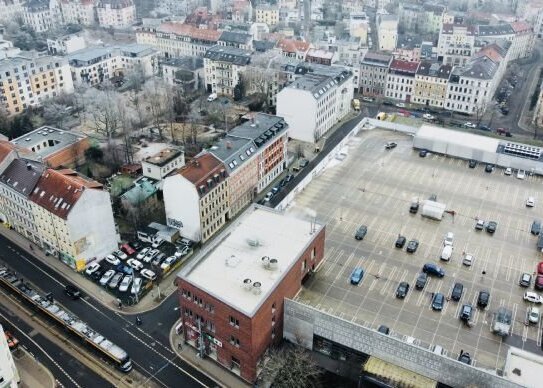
left=84, top=87, right=122, bottom=138
left=128, top=90, right=147, bottom=131
left=144, top=79, right=169, bottom=139
left=43, top=101, right=68, bottom=128
left=261, top=343, right=322, bottom=387
left=124, top=62, right=146, bottom=93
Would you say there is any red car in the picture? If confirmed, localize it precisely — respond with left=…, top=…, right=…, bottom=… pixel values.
left=4, top=331, right=19, bottom=350
left=120, top=243, right=136, bottom=256
left=535, top=275, right=543, bottom=291
left=538, top=261, right=543, bottom=276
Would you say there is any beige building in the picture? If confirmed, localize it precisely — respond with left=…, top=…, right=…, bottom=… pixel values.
left=255, top=4, right=279, bottom=26
left=413, top=61, right=452, bottom=108
left=23, top=0, right=61, bottom=33
left=204, top=45, right=252, bottom=97
left=60, top=0, right=96, bottom=26
left=96, top=0, right=135, bottom=29
left=377, top=14, right=398, bottom=52
left=0, top=54, right=74, bottom=116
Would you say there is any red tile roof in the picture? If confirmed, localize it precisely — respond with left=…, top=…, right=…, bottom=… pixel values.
left=30, top=169, right=103, bottom=219
left=510, top=21, right=532, bottom=33
left=0, top=140, right=31, bottom=165
left=158, top=23, right=221, bottom=42
left=390, top=59, right=420, bottom=73
left=178, top=153, right=227, bottom=194
left=474, top=46, right=503, bottom=63
left=277, top=38, right=310, bottom=53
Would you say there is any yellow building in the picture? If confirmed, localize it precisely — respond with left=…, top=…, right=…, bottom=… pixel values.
left=255, top=4, right=279, bottom=26
left=413, top=61, right=452, bottom=108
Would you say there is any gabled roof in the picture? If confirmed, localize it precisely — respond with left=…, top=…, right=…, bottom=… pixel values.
left=29, top=169, right=103, bottom=219
left=157, top=23, right=221, bottom=42
left=277, top=38, right=310, bottom=54
left=204, top=45, right=251, bottom=65
left=0, top=158, right=44, bottom=197
left=219, top=31, right=252, bottom=45
left=417, top=61, right=452, bottom=78
left=389, top=59, right=420, bottom=75
left=510, top=21, right=532, bottom=34
left=476, top=24, right=514, bottom=37
left=0, top=141, right=26, bottom=165
left=178, top=153, right=227, bottom=195
left=452, top=55, right=498, bottom=80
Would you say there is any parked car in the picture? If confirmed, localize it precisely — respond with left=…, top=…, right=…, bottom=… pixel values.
left=271, top=186, right=280, bottom=195
left=536, top=275, right=543, bottom=290
left=395, top=235, right=406, bottom=248
left=136, top=247, right=151, bottom=260
left=151, top=238, right=165, bottom=249
left=524, top=292, right=542, bottom=304
left=468, top=159, right=477, bottom=168
left=91, top=267, right=105, bottom=281
left=517, top=169, right=526, bottom=180
left=152, top=253, right=166, bottom=267
left=131, top=277, right=143, bottom=295
left=362, top=96, right=374, bottom=102
left=463, top=254, right=474, bottom=266
left=406, top=239, right=419, bottom=253
left=143, top=249, right=159, bottom=263
left=504, top=167, right=512, bottom=176
left=409, top=202, right=419, bottom=214
left=120, top=244, right=136, bottom=256
left=477, top=290, right=490, bottom=308
left=526, top=196, right=535, bottom=207
left=486, top=221, right=497, bottom=234
left=140, top=269, right=157, bottom=281
left=423, top=263, right=445, bottom=277
left=475, top=219, right=485, bottom=230
left=105, top=255, right=120, bottom=266
left=160, top=256, right=177, bottom=271
left=129, top=241, right=143, bottom=251
left=528, top=307, right=540, bottom=324
left=264, top=191, right=274, bottom=202
left=419, top=149, right=428, bottom=157
left=432, top=292, right=445, bottom=310
left=519, top=272, right=532, bottom=287
left=85, top=262, right=101, bottom=276
left=113, top=250, right=128, bottom=260
left=175, top=245, right=191, bottom=258
left=299, top=159, right=309, bottom=168
left=355, top=225, right=368, bottom=240
left=422, top=113, right=435, bottom=120
left=377, top=325, right=390, bottom=334
left=478, top=125, right=491, bottom=131
left=443, top=232, right=454, bottom=246
left=531, top=220, right=541, bottom=235
left=284, top=174, right=294, bottom=184
left=538, top=261, right=543, bottom=275
left=415, top=272, right=428, bottom=289
left=350, top=267, right=364, bottom=285
left=396, top=282, right=410, bottom=298
left=458, top=351, right=472, bottom=365
left=451, top=283, right=464, bottom=301
left=385, top=142, right=397, bottom=149
left=119, top=275, right=133, bottom=292
left=463, top=122, right=477, bottom=128
left=485, top=164, right=494, bottom=173
left=99, top=270, right=115, bottom=286
left=64, top=284, right=81, bottom=299
left=460, top=304, right=473, bottom=322
left=127, top=258, right=144, bottom=271
left=108, top=272, right=123, bottom=289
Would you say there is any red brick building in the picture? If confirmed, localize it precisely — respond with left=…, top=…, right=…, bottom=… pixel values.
left=177, top=206, right=325, bottom=383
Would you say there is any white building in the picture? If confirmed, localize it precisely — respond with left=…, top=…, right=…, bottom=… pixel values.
left=0, top=323, right=19, bottom=388
left=437, top=24, right=475, bottom=66
left=141, top=147, right=185, bottom=181
left=385, top=59, right=420, bottom=103
left=60, top=0, right=96, bottom=26
left=23, top=0, right=61, bottom=33
left=96, top=0, right=135, bottom=29
left=277, top=65, right=353, bottom=143
left=47, top=34, right=86, bottom=55
left=68, top=44, right=158, bottom=85
left=349, top=12, right=369, bottom=41
left=0, top=0, right=24, bottom=23
left=204, top=45, right=252, bottom=97
left=377, top=14, right=398, bottom=52
left=161, top=56, right=204, bottom=89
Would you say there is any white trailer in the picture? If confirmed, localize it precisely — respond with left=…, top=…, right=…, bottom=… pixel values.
left=421, top=200, right=446, bottom=221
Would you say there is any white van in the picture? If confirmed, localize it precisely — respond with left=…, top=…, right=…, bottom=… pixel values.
left=440, top=245, right=453, bottom=261
left=433, top=345, right=444, bottom=355
left=207, top=93, right=217, bottom=102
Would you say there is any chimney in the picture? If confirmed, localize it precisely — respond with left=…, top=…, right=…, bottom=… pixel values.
left=226, top=141, right=232, bottom=149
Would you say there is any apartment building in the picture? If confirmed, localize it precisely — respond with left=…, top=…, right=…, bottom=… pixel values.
left=277, top=38, right=311, bottom=60
left=0, top=323, right=19, bottom=387
left=138, top=23, right=221, bottom=58
left=218, top=31, right=253, bottom=51
left=399, top=3, right=446, bottom=35
left=413, top=61, right=452, bottom=108
left=349, top=12, right=369, bottom=41
left=306, top=49, right=335, bottom=66
left=276, top=64, right=353, bottom=143
left=0, top=0, right=24, bottom=23
left=23, top=0, right=61, bottom=33
left=359, top=52, right=393, bottom=97
left=47, top=33, right=86, bottom=55
left=385, top=59, right=420, bottom=102
left=30, top=168, right=118, bottom=270
left=141, top=147, right=185, bottom=181
left=0, top=54, right=74, bottom=116
left=177, top=206, right=325, bottom=383
left=204, top=45, right=251, bottom=97
left=393, top=34, right=422, bottom=62
left=227, top=0, right=252, bottom=23
left=437, top=24, right=476, bottom=66
left=475, top=22, right=535, bottom=61
left=96, top=0, right=135, bottom=29
left=68, top=44, right=158, bottom=85
left=161, top=56, right=204, bottom=89
left=255, top=4, right=279, bottom=26
left=377, top=14, right=398, bottom=52
left=60, top=0, right=96, bottom=26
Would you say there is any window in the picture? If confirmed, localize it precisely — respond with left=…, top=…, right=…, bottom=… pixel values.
left=311, top=247, right=316, bottom=260
left=229, top=315, right=239, bottom=328
left=230, top=335, right=240, bottom=347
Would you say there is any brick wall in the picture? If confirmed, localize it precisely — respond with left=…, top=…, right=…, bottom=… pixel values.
left=178, top=225, right=326, bottom=383
left=44, top=137, right=90, bottom=168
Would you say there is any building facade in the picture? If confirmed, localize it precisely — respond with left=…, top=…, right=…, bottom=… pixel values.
left=255, top=4, right=279, bottom=26
left=203, top=45, right=251, bottom=97
left=47, top=34, right=86, bottom=55
left=277, top=65, right=353, bottom=143
left=385, top=59, right=420, bottom=102
left=141, top=147, right=185, bottom=181
left=413, top=61, right=451, bottom=108
left=60, top=0, right=96, bottom=26
left=377, top=15, right=398, bottom=52
left=177, top=206, right=326, bottom=383
left=359, top=52, right=392, bottom=97
left=23, top=0, right=61, bottom=33
left=0, top=323, right=19, bottom=388
left=0, top=55, right=74, bottom=116
left=95, top=0, right=135, bottom=29
left=0, top=0, right=24, bottom=23
left=437, top=24, right=475, bottom=66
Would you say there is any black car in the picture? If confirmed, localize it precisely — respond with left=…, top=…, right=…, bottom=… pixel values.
left=458, top=351, right=472, bottom=365
left=355, top=225, right=368, bottom=240
left=451, top=282, right=464, bottom=301
left=519, top=272, right=532, bottom=287
left=377, top=325, right=390, bottom=335
left=279, top=178, right=287, bottom=187
left=130, top=241, right=143, bottom=250
left=468, top=159, right=477, bottom=168
left=395, top=235, right=406, bottom=248
left=460, top=304, right=473, bottom=322
left=284, top=174, right=294, bottom=183
left=406, top=239, right=419, bottom=253
left=485, top=164, right=494, bottom=173
left=478, top=125, right=491, bottom=131
left=409, top=202, right=419, bottom=214
left=531, top=220, right=541, bottom=235
left=271, top=186, right=280, bottom=195
left=64, top=284, right=81, bottom=299
left=432, top=292, right=445, bottom=311
left=396, top=282, right=410, bottom=298
left=486, top=221, right=497, bottom=234
left=90, top=267, right=106, bottom=281
left=385, top=142, right=397, bottom=149
left=382, top=101, right=393, bottom=106
left=415, top=272, right=428, bottom=289
left=423, top=263, right=445, bottom=277
left=500, top=107, right=509, bottom=115
left=419, top=149, right=428, bottom=157
left=477, top=290, right=490, bottom=308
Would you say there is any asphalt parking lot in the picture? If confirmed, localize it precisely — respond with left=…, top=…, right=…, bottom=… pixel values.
left=293, top=129, right=543, bottom=372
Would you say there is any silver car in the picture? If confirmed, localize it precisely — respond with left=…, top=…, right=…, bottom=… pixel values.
left=108, top=272, right=123, bottom=289
left=99, top=269, right=115, bottom=286
left=119, top=275, right=133, bottom=292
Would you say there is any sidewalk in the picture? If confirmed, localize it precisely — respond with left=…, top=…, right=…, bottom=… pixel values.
left=0, top=226, right=177, bottom=314
left=12, top=348, right=56, bottom=388
left=168, top=320, right=250, bottom=388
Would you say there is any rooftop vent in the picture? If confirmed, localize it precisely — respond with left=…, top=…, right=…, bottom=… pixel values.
left=252, top=281, right=262, bottom=295
left=269, top=258, right=278, bottom=270
left=243, top=278, right=252, bottom=291
left=247, top=238, right=259, bottom=247
left=261, top=256, right=270, bottom=268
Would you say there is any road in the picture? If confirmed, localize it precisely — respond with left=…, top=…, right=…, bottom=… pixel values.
left=0, top=234, right=215, bottom=388
left=0, top=302, right=112, bottom=388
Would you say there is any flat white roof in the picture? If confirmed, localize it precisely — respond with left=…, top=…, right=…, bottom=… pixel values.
left=182, top=206, right=321, bottom=317
left=416, top=125, right=500, bottom=153
left=504, top=347, right=543, bottom=387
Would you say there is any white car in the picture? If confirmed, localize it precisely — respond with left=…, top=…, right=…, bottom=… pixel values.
left=136, top=247, right=150, bottom=260
left=463, top=122, right=477, bottom=128
left=462, top=254, right=474, bottom=266
left=443, top=232, right=454, bottom=246
left=264, top=191, right=273, bottom=202
left=113, top=250, right=128, bottom=260
left=174, top=246, right=191, bottom=258
left=524, top=292, right=543, bottom=304
left=105, top=254, right=120, bottom=266
left=160, top=256, right=177, bottom=271
left=85, top=262, right=101, bottom=276
left=131, top=278, right=143, bottom=295
left=526, top=197, right=535, bottom=207
left=362, top=96, right=374, bottom=102
left=119, top=275, right=133, bottom=292
left=140, top=269, right=157, bottom=281
left=143, top=248, right=159, bottom=263
left=151, top=238, right=165, bottom=249
left=99, top=269, right=115, bottom=286
left=504, top=167, right=512, bottom=175
left=528, top=307, right=540, bottom=324
left=517, top=169, right=526, bottom=179
left=127, top=258, right=144, bottom=271
left=475, top=219, right=485, bottom=230
left=395, top=102, right=406, bottom=108
left=422, top=113, right=435, bottom=120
